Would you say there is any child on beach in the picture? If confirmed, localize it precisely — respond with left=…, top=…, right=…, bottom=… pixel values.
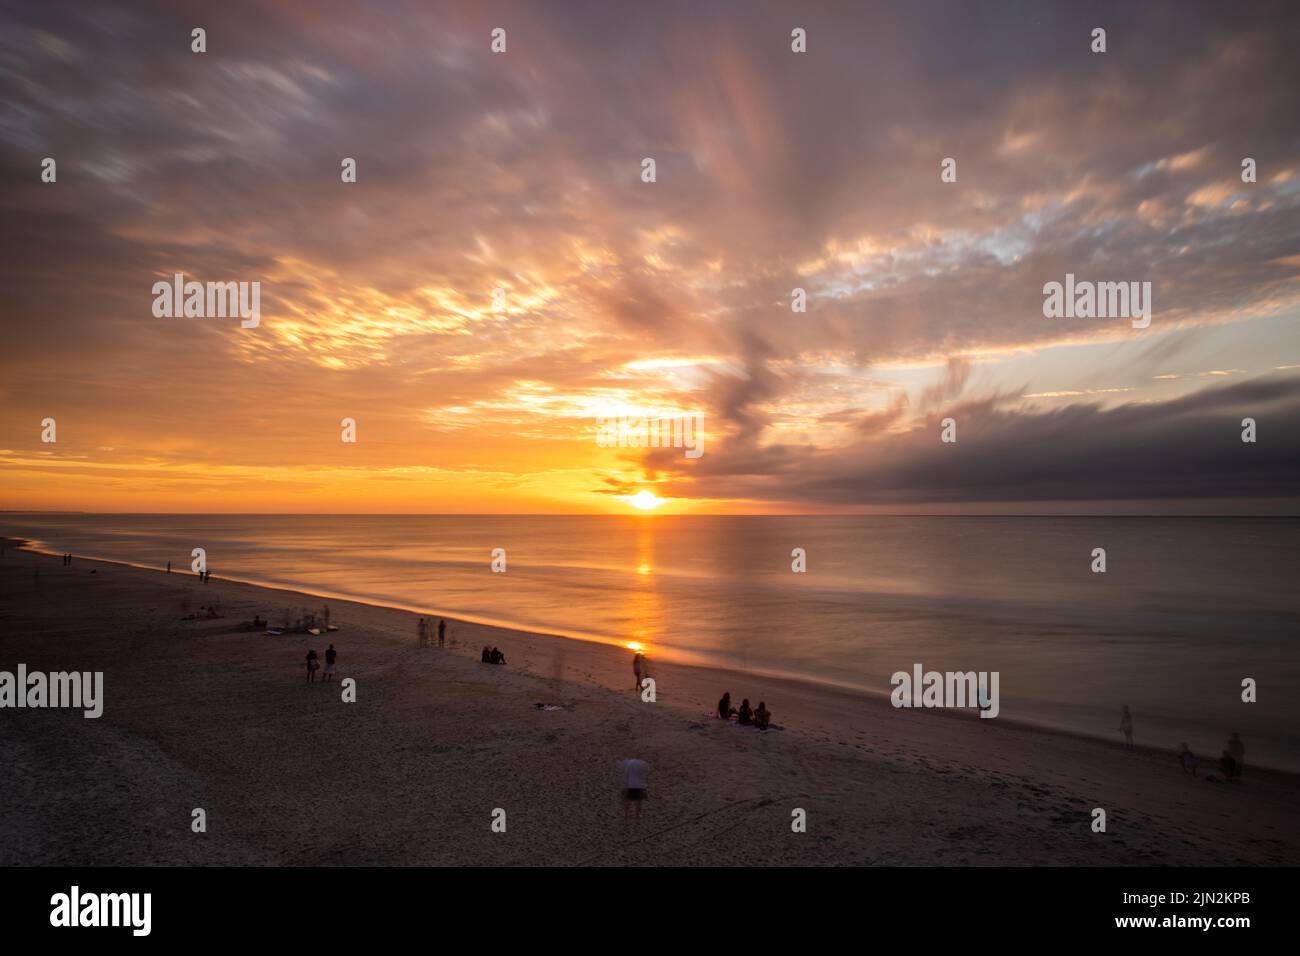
left=306, top=649, right=319, bottom=683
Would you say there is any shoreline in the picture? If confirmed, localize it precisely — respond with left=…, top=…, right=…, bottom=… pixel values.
left=7, top=535, right=1274, bottom=774
left=2, top=539, right=1297, bottom=865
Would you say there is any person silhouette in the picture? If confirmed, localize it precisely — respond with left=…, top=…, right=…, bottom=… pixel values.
left=717, top=692, right=735, bottom=720
left=1118, top=705, right=1134, bottom=750
left=1227, top=732, right=1245, bottom=779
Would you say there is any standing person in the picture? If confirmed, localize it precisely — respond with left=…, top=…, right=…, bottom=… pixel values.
left=1119, top=705, right=1134, bottom=750
left=305, top=648, right=319, bottom=683
left=166, top=560, right=171, bottom=573
left=323, top=644, right=337, bottom=682
left=620, top=757, right=650, bottom=821
left=437, top=618, right=446, bottom=648
left=1179, top=743, right=1199, bottom=776
left=1228, top=732, right=1245, bottom=779
left=632, top=651, right=645, bottom=691
left=417, top=617, right=427, bottom=647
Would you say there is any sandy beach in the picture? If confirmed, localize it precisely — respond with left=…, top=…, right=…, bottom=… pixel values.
left=1, top=540, right=1296, bottom=867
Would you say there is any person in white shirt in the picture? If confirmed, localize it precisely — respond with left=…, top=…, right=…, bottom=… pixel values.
left=620, top=758, right=649, bottom=820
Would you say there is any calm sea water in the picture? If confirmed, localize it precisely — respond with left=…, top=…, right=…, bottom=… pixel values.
left=4, top=514, right=1298, bottom=770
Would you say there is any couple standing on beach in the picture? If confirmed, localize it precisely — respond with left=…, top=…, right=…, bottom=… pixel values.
left=305, top=644, right=338, bottom=683
left=418, top=617, right=446, bottom=648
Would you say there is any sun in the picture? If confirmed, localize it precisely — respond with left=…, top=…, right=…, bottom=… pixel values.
left=628, top=490, right=663, bottom=510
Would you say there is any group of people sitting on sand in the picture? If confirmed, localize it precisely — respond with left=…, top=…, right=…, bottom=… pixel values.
left=481, top=645, right=507, bottom=665
left=1180, top=733, right=1247, bottom=782
left=265, top=606, right=335, bottom=635
left=716, top=692, right=772, bottom=730
left=181, top=602, right=223, bottom=621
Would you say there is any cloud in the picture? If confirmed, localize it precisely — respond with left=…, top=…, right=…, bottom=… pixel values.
left=662, top=373, right=1300, bottom=507
left=1, top=0, right=1298, bottom=511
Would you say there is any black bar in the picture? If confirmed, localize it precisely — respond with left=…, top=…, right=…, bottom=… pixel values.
left=1, top=866, right=1284, bottom=941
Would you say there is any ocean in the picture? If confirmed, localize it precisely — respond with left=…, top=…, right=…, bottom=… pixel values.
left=3, top=513, right=1297, bottom=770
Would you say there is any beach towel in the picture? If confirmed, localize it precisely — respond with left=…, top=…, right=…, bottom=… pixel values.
left=704, top=711, right=782, bottom=731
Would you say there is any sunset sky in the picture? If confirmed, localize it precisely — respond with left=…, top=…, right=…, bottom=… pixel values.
left=2, top=0, right=1298, bottom=514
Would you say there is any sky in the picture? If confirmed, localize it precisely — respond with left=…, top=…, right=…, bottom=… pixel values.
left=1, top=0, right=1298, bottom=514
